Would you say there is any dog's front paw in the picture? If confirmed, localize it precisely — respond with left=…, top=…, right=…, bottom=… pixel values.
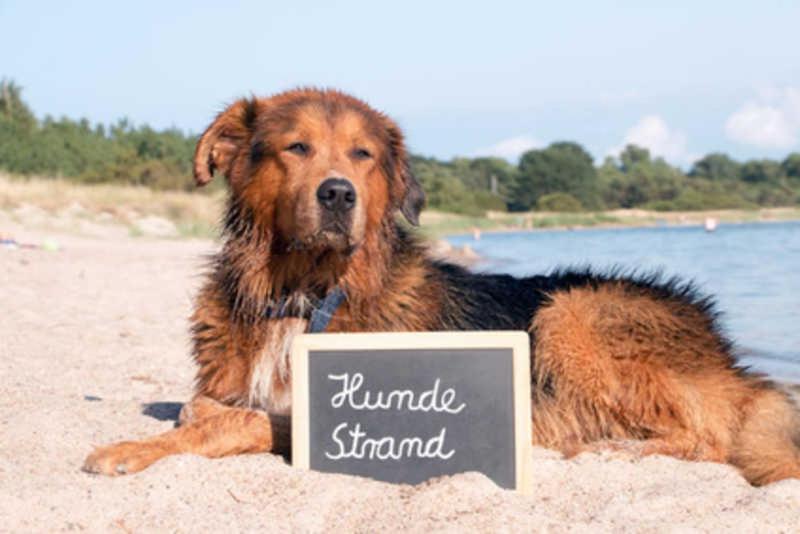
left=82, top=441, right=166, bottom=476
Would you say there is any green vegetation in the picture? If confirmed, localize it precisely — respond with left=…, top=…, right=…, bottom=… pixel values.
left=0, top=80, right=198, bottom=192
left=536, top=192, right=584, bottom=212
left=2, top=79, right=800, bottom=215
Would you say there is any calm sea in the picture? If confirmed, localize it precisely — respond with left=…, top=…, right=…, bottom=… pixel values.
left=447, top=221, right=800, bottom=383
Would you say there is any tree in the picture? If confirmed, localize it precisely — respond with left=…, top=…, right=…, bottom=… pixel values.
left=597, top=147, right=688, bottom=209
left=410, top=156, right=507, bottom=215
left=0, top=79, right=36, bottom=131
left=740, top=160, right=784, bottom=183
left=461, top=157, right=517, bottom=196
left=689, top=153, right=741, bottom=181
left=597, top=156, right=627, bottom=209
left=512, top=142, right=601, bottom=211
left=783, top=153, right=800, bottom=180
left=619, top=144, right=651, bottom=173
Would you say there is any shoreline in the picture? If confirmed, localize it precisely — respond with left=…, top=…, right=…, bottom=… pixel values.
left=444, top=215, right=800, bottom=238
left=428, top=207, right=800, bottom=238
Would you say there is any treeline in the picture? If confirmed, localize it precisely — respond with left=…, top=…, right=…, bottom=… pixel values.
left=416, top=143, right=800, bottom=215
left=0, top=81, right=196, bottom=191
left=2, top=80, right=800, bottom=214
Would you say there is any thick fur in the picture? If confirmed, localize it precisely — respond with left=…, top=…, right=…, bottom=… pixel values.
left=84, top=89, right=800, bottom=485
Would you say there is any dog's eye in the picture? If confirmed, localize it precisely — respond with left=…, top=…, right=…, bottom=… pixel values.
left=286, top=142, right=310, bottom=156
left=352, top=148, right=372, bottom=160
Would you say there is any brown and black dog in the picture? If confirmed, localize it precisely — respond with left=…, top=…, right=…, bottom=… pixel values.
left=83, top=88, right=800, bottom=485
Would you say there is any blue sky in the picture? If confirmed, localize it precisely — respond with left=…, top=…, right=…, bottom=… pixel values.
left=2, top=1, right=799, bottom=166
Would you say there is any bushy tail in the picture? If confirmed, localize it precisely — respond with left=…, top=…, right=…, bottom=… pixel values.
left=731, top=387, right=800, bottom=486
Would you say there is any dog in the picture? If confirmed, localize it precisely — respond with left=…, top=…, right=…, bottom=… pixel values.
left=83, top=88, right=800, bottom=485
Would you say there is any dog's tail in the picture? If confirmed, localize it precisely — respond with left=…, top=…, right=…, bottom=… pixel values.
left=731, top=385, right=800, bottom=486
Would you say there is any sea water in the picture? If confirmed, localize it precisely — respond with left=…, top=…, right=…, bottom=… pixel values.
left=447, top=221, right=800, bottom=382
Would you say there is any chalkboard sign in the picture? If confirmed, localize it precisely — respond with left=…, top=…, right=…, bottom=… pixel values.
left=291, top=331, right=532, bottom=492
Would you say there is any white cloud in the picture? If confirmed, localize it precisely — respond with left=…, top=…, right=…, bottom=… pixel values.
left=474, top=135, right=541, bottom=161
left=609, top=115, right=690, bottom=164
left=725, top=87, right=800, bottom=149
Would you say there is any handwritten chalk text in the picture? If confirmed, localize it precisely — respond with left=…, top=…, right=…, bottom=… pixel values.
left=328, top=373, right=466, bottom=414
left=324, top=422, right=455, bottom=461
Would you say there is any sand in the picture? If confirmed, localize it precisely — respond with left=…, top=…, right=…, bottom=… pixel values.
left=2, top=221, right=800, bottom=533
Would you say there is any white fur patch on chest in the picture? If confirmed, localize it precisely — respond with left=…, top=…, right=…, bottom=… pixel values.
left=247, top=317, right=308, bottom=415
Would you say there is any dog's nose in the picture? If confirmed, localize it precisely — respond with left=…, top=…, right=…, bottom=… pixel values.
left=317, top=178, right=356, bottom=213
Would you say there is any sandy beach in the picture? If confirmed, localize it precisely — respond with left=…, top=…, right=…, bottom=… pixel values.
left=2, top=218, right=800, bottom=532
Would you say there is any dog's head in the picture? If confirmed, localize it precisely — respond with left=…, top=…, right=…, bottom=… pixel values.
left=194, top=89, right=424, bottom=254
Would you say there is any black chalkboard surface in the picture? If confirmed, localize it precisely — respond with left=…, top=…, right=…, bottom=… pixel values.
left=291, top=332, right=532, bottom=492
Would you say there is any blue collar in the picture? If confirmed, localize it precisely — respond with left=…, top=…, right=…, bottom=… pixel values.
left=264, top=286, right=346, bottom=333
left=307, top=286, right=346, bottom=333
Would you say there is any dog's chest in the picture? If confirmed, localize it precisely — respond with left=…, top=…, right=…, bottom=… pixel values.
left=247, top=317, right=308, bottom=414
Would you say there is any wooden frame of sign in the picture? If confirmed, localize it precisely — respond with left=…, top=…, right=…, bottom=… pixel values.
left=291, top=331, right=533, bottom=493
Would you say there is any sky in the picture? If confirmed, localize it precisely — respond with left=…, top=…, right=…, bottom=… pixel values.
left=2, top=0, right=800, bottom=166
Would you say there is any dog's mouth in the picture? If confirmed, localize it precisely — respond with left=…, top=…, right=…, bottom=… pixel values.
left=286, top=224, right=356, bottom=255
left=321, top=218, right=350, bottom=237
left=317, top=227, right=352, bottom=251
left=315, top=213, right=357, bottom=250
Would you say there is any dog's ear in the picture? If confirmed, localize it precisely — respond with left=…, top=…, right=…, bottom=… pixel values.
left=385, top=120, right=425, bottom=226
left=193, top=98, right=258, bottom=186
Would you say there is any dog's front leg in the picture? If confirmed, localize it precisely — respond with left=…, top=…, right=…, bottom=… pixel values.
left=82, top=407, right=290, bottom=476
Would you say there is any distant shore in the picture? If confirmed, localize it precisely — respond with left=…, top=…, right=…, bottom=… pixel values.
left=421, top=207, right=800, bottom=237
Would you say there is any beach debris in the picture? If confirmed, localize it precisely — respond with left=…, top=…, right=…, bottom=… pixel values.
left=0, top=234, right=61, bottom=250
left=1, top=236, right=18, bottom=249
left=41, top=238, right=60, bottom=251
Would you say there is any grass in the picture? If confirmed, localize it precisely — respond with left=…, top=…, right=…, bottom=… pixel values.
left=3, top=173, right=800, bottom=239
left=0, top=172, right=225, bottom=238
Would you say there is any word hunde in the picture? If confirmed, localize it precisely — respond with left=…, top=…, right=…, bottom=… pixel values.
left=327, top=372, right=466, bottom=413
